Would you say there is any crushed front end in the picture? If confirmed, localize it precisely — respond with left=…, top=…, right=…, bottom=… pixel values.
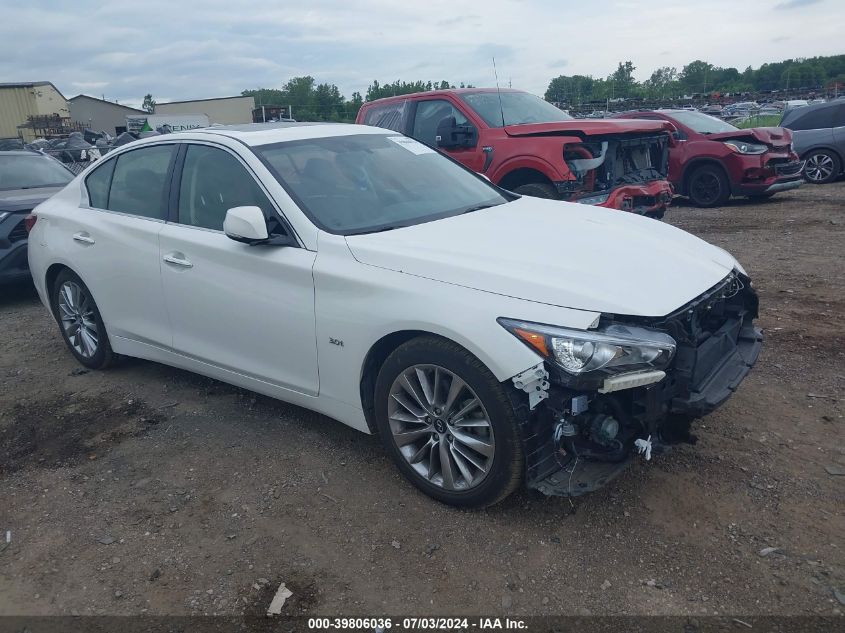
left=503, top=272, right=762, bottom=497
left=555, top=133, right=674, bottom=218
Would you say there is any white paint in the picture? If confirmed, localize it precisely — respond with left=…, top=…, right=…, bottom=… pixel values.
left=28, top=124, right=744, bottom=440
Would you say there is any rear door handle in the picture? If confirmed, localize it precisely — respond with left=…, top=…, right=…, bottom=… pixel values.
left=72, top=232, right=95, bottom=245
left=163, top=253, right=193, bottom=268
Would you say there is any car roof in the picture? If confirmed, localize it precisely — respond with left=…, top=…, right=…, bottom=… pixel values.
left=364, top=88, right=524, bottom=106
left=124, top=121, right=394, bottom=149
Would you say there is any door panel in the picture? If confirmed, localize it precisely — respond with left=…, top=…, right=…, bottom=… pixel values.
left=64, top=145, right=175, bottom=347
left=159, top=225, right=319, bottom=394
left=61, top=208, right=170, bottom=346
left=159, top=143, right=319, bottom=395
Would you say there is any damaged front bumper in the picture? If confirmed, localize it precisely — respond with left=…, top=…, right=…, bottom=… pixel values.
left=555, top=178, right=674, bottom=217
left=511, top=272, right=762, bottom=497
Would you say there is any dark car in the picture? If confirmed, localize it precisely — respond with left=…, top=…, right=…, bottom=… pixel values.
left=781, top=100, right=845, bottom=184
left=0, top=150, right=74, bottom=284
left=617, top=109, right=804, bottom=207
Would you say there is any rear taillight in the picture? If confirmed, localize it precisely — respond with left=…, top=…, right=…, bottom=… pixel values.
left=24, top=213, right=38, bottom=233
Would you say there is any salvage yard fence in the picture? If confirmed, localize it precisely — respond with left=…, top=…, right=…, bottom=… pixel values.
left=35, top=146, right=109, bottom=175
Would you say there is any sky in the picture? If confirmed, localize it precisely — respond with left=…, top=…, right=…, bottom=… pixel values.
left=1, top=0, right=842, bottom=108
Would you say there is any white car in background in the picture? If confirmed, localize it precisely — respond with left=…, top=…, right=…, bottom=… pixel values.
left=27, top=123, right=762, bottom=507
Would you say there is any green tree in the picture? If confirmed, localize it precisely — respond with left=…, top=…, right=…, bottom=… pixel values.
left=610, top=61, right=637, bottom=97
left=643, top=67, right=678, bottom=98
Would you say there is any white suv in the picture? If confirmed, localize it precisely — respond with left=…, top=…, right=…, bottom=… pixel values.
left=27, top=122, right=762, bottom=507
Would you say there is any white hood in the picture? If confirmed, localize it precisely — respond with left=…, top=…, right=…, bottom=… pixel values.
left=345, top=197, right=739, bottom=318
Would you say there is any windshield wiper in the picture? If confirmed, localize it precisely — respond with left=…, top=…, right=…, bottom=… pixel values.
left=461, top=203, right=499, bottom=214
left=348, top=224, right=404, bottom=235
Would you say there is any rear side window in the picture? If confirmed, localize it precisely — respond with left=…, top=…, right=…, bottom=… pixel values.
left=782, top=106, right=836, bottom=131
left=177, top=145, right=275, bottom=231
left=85, top=159, right=115, bottom=208
left=107, top=145, right=175, bottom=219
left=361, top=100, right=409, bottom=132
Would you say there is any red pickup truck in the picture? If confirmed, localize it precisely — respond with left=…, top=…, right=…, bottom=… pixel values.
left=356, top=88, right=674, bottom=217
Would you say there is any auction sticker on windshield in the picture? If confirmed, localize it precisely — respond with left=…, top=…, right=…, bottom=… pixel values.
left=388, top=136, right=435, bottom=155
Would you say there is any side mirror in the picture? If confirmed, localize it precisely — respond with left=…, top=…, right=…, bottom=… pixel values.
left=436, top=116, right=476, bottom=149
left=224, top=206, right=270, bottom=244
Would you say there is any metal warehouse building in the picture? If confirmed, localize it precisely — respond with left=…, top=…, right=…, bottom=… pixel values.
left=68, top=95, right=146, bottom=136
left=155, top=95, right=255, bottom=125
left=0, top=81, right=69, bottom=141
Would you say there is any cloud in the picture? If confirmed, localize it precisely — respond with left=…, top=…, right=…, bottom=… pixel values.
left=774, top=0, right=821, bottom=8
left=0, top=0, right=840, bottom=105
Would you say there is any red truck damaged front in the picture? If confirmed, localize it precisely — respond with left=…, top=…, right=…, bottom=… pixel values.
left=357, top=89, right=675, bottom=217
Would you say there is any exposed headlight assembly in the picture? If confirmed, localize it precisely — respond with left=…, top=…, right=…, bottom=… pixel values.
left=724, top=140, right=767, bottom=155
left=576, top=192, right=611, bottom=206
left=499, top=318, right=676, bottom=387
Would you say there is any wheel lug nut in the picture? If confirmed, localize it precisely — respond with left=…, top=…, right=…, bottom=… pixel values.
left=446, top=434, right=453, bottom=442
left=434, top=407, right=441, bottom=415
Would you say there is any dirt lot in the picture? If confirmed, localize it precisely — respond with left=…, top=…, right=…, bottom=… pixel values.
left=1, top=182, right=843, bottom=619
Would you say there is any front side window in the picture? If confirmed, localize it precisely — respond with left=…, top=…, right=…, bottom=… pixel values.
left=412, top=100, right=469, bottom=147
left=460, top=91, right=573, bottom=127
left=178, top=145, right=274, bottom=231
left=255, top=133, right=509, bottom=235
left=0, top=155, right=73, bottom=191
left=107, top=145, right=175, bottom=219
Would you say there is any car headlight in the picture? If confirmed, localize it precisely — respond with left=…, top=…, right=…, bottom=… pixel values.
left=724, top=140, right=767, bottom=155
left=498, top=318, right=676, bottom=377
left=576, top=192, right=611, bottom=206
left=0, top=212, right=10, bottom=223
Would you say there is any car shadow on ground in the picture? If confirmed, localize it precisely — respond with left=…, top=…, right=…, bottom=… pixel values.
left=0, top=280, right=39, bottom=309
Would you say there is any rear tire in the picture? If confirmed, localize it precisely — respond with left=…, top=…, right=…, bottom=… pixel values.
left=802, top=150, right=840, bottom=185
left=374, top=336, right=524, bottom=507
left=51, top=269, right=116, bottom=370
left=687, top=165, right=731, bottom=207
left=512, top=182, right=560, bottom=200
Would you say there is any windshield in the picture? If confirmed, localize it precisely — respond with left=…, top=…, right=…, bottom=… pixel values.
left=460, top=92, right=573, bottom=127
left=255, top=133, right=509, bottom=235
left=668, top=111, right=738, bottom=134
left=0, top=154, right=74, bottom=191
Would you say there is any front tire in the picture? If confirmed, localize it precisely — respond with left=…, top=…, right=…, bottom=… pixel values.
left=803, top=150, right=840, bottom=184
left=687, top=165, right=731, bottom=207
left=374, top=336, right=524, bottom=507
left=512, top=182, right=560, bottom=200
left=52, top=269, right=116, bottom=370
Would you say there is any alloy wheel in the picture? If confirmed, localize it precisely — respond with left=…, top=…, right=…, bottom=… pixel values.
left=58, top=281, right=99, bottom=358
left=387, top=364, right=495, bottom=491
left=804, top=153, right=835, bottom=183
left=691, top=172, right=721, bottom=205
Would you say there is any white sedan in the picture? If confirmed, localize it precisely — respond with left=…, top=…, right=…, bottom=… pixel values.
left=27, top=122, right=762, bottom=507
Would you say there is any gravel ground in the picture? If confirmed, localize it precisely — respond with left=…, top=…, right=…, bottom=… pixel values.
left=0, top=182, right=843, bottom=618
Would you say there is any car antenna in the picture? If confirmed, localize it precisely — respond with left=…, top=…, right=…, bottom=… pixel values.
left=493, top=57, right=506, bottom=128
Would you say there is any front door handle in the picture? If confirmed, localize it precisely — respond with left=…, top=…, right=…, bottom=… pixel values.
left=72, top=232, right=95, bottom=245
left=163, top=253, right=193, bottom=268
